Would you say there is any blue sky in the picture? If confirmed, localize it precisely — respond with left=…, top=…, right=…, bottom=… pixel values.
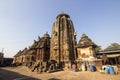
left=0, top=0, right=120, bottom=57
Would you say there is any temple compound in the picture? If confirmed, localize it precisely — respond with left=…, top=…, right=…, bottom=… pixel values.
left=13, top=13, right=119, bottom=73
left=13, top=13, right=100, bottom=72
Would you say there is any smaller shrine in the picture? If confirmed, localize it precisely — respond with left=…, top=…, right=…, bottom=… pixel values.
left=77, top=33, right=97, bottom=59
left=76, top=34, right=102, bottom=70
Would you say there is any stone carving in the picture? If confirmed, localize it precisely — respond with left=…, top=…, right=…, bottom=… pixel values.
left=50, top=13, right=77, bottom=63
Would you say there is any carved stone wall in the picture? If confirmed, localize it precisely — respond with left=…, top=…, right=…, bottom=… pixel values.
left=36, top=33, right=50, bottom=62
left=77, top=46, right=95, bottom=58
left=50, top=13, right=77, bottom=62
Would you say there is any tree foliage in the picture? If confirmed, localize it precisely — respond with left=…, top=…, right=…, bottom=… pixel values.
left=95, top=45, right=102, bottom=51
left=104, top=43, right=120, bottom=51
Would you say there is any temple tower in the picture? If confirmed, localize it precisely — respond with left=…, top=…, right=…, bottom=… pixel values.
left=50, top=13, right=77, bottom=65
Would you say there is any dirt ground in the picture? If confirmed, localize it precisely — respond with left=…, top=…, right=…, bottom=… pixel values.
left=0, top=66, right=120, bottom=80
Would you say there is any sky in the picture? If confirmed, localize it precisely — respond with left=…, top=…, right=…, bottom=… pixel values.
left=0, top=0, right=120, bottom=58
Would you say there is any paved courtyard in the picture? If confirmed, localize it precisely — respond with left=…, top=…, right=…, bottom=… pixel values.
left=0, top=66, right=120, bottom=80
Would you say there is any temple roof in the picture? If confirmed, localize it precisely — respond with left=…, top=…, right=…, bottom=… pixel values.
left=36, top=33, right=50, bottom=48
left=29, top=40, right=38, bottom=50
left=56, top=12, right=70, bottom=19
left=21, top=48, right=29, bottom=55
left=36, top=39, right=44, bottom=48
left=14, top=50, right=22, bottom=57
left=29, top=33, right=50, bottom=49
left=14, top=47, right=29, bottom=57
left=77, top=34, right=97, bottom=48
left=14, top=33, right=50, bottom=57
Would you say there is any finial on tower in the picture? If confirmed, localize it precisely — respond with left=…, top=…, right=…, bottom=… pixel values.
left=56, top=12, right=70, bottom=19
left=44, top=32, right=50, bottom=38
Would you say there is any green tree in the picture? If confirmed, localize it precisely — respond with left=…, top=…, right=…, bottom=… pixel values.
left=104, top=43, right=120, bottom=51
left=95, top=45, right=102, bottom=51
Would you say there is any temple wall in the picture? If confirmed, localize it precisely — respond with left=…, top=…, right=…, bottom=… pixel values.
left=77, top=46, right=95, bottom=58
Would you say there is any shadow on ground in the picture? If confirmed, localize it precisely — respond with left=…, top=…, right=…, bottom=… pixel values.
left=48, top=78, right=61, bottom=80
left=0, top=68, right=40, bottom=80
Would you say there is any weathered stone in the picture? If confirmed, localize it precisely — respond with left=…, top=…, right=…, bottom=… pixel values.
left=50, top=13, right=77, bottom=64
left=12, top=13, right=105, bottom=73
left=35, top=32, right=50, bottom=62
left=77, top=34, right=97, bottom=58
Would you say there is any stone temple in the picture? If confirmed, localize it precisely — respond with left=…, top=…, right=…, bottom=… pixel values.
left=13, top=13, right=103, bottom=72
left=50, top=13, right=77, bottom=67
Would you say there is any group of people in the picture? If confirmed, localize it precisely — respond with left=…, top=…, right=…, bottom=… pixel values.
left=71, top=62, right=96, bottom=72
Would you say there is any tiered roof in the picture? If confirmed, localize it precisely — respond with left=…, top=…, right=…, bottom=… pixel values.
left=14, top=33, right=50, bottom=57
left=77, top=34, right=97, bottom=48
